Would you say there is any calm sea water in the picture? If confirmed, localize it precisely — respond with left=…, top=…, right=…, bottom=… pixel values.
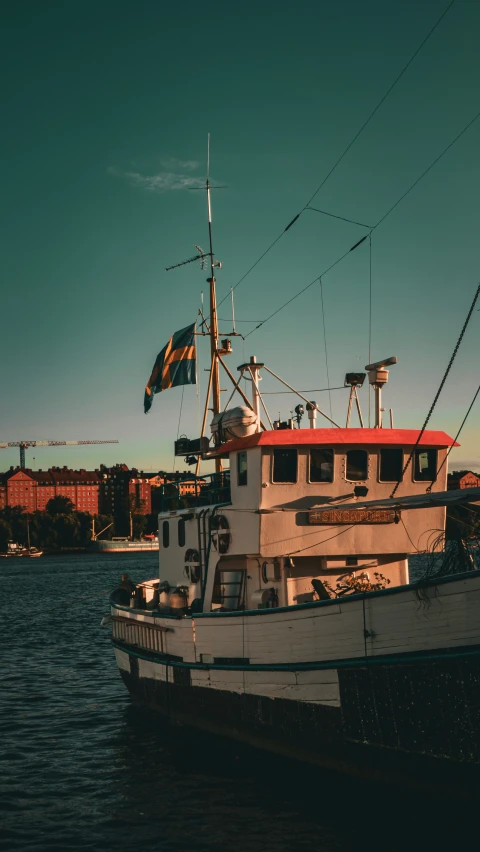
left=1, top=554, right=471, bottom=851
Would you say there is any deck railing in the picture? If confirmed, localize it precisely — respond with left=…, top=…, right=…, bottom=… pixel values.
left=159, top=471, right=231, bottom=512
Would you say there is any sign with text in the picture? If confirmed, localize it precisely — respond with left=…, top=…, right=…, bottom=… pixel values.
left=308, top=508, right=399, bottom=525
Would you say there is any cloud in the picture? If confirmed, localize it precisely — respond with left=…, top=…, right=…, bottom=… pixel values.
left=449, top=459, right=480, bottom=472
left=160, top=158, right=199, bottom=171
left=108, top=158, right=203, bottom=192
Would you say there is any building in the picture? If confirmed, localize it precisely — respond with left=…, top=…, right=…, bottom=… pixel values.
left=448, top=470, right=480, bottom=490
left=0, top=464, right=206, bottom=519
left=0, top=467, right=101, bottom=513
left=98, top=465, right=154, bottom=531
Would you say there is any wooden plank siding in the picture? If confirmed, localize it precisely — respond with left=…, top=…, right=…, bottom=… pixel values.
left=112, top=573, right=480, bottom=669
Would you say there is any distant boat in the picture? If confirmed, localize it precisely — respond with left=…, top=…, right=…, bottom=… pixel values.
left=89, top=538, right=159, bottom=553
left=89, top=517, right=159, bottom=553
left=0, top=541, right=43, bottom=558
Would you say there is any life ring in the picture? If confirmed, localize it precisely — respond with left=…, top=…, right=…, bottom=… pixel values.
left=184, top=548, right=201, bottom=584
left=210, top=514, right=231, bottom=554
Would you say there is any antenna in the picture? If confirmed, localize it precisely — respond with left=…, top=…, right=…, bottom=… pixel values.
left=231, top=287, right=236, bottom=335
left=365, top=356, right=397, bottom=428
left=165, top=135, right=225, bottom=472
left=207, top=132, right=210, bottom=183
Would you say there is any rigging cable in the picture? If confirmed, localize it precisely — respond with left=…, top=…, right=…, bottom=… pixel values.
left=216, top=0, right=456, bottom=312
left=172, top=385, right=185, bottom=469
left=400, top=516, right=422, bottom=553
left=368, top=232, right=372, bottom=427
left=390, top=282, right=480, bottom=499
left=431, top=381, right=480, bottom=487
left=319, top=278, right=333, bottom=418
left=243, top=107, right=480, bottom=340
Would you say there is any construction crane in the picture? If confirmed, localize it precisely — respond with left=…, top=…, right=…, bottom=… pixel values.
left=0, top=440, right=119, bottom=469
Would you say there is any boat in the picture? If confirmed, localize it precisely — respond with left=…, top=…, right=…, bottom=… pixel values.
left=88, top=516, right=159, bottom=553
left=107, top=154, right=480, bottom=796
left=89, top=538, right=159, bottom=553
left=1, top=517, right=43, bottom=557
left=0, top=541, right=43, bottom=557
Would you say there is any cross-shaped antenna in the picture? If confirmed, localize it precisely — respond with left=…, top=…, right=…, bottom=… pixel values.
left=165, top=245, right=211, bottom=272
left=166, top=244, right=223, bottom=273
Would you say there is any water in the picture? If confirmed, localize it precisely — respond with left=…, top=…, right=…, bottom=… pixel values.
left=1, top=554, right=473, bottom=851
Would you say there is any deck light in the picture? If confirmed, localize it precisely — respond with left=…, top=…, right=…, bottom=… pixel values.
left=345, top=373, right=366, bottom=387
left=294, top=404, right=304, bottom=427
left=354, top=486, right=369, bottom=498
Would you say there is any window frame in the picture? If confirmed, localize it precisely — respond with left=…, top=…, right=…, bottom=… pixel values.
left=413, top=448, right=438, bottom=483
left=378, top=447, right=404, bottom=483
left=237, top=451, right=248, bottom=487
left=272, top=448, right=298, bottom=484
left=345, top=449, right=369, bottom=483
left=308, top=447, right=335, bottom=484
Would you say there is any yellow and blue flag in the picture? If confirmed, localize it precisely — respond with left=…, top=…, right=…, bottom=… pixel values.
left=144, top=323, right=196, bottom=413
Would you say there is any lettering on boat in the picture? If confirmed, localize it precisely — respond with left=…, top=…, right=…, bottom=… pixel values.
left=308, top=508, right=399, bottom=524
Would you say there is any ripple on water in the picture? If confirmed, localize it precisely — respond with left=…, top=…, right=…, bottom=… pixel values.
left=2, top=553, right=473, bottom=852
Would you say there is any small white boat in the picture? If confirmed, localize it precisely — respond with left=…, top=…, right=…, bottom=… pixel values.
left=0, top=541, right=43, bottom=559
left=0, top=541, right=25, bottom=558
left=0, top=542, right=43, bottom=558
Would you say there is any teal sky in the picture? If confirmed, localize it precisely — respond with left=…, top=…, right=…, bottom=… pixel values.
left=1, top=0, right=479, bottom=473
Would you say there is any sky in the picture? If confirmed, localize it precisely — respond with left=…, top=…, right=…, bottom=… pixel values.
left=1, top=0, right=479, bottom=474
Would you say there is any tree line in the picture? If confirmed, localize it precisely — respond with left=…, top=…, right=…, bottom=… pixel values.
left=0, top=496, right=158, bottom=552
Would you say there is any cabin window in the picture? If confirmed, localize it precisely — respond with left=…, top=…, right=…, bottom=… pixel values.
left=414, top=449, right=437, bottom=482
left=162, top=520, right=170, bottom=548
left=273, top=449, right=297, bottom=483
left=237, top=451, right=248, bottom=486
left=178, top=518, right=185, bottom=547
left=379, top=448, right=403, bottom=482
left=309, top=448, right=334, bottom=482
left=346, top=449, right=368, bottom=481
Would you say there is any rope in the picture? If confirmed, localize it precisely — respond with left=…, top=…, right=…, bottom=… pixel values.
left=244, top=107, right=480, bottom=341
left=390, top=282, right=480, bottom=498
left=216, top=0, right=456, bottom=312
left=368, top=233, right=372, bottom=427
left=400, top=516, right=422, bottom=553
left=320, top=279, right=332, bottom=418
left=172, top=386, right=185, bottom=469
left=432, top=381, right=480, bottom=487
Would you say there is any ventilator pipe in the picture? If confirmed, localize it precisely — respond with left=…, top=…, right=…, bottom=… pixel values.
left=306, top=401, right=317, bottom=428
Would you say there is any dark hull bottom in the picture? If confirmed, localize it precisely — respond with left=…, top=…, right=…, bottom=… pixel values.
left=119, top=656, right=480, bottom=800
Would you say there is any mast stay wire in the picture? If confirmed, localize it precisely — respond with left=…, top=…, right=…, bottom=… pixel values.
left=390, top=282, right=480, bottom=499
left=215, top=0, right=456, bottom=313
left=431, top=381, right=480, bottom=488
left=172, top=386, right=185, bottom=470
left=368, top=232, right=372, bottom=427
left=243, top=106, right=480, bottom=340
left=319, top=279, right=333, bottom=418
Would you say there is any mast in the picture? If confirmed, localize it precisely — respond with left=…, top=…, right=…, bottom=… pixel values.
left=205, top=135, right=222, bottom=473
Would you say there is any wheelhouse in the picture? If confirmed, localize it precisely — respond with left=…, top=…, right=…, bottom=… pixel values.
left=155, top=427, right=456, bottom=615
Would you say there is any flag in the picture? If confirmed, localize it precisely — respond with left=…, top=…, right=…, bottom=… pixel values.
left=144, top=323, right=196, bottom=413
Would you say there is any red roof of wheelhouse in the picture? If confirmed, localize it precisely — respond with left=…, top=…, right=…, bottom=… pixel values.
left=212, top=428, right=458, bottom=456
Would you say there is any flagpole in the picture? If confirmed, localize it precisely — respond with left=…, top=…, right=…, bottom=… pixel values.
left=205, top=133, right=222, bottom=474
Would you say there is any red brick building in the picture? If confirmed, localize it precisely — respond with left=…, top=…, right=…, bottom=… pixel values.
left=448, top=470, right=480, bottom=490
left=98, top=465, right=153, bottom=522
left=0, top=467, right=101, bottom=513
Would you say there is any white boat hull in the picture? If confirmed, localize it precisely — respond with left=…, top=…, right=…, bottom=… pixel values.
left=110, top=569, right=480, bottom=795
